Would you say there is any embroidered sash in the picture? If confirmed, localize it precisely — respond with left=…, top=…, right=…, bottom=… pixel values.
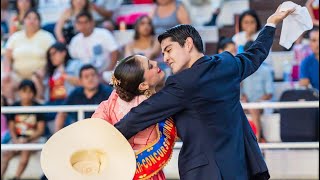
left=134, top=117, right=177, bottom=180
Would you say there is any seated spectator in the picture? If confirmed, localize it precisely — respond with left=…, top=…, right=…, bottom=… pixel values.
left=241, top=41, right=274, bottom=142
left=46, top=42, right=83, bottom=103
left=151, top=0, right=191, bottom=35
left=299, top=27, right=319, bottom=90
left=54, top=65, right=113, bottom=132
left=44, top=42, right=83, bottom=125
left=217, top=36, right=237, bottom=56
left=69, top=11, right=119, bottom=75
left=124, top=15, right=161, bottom=60
left=91, top=0, right=122, bottom=31
left=8, top=0, right=37, bottom=35
left=306, top=0, right=319, bottom=27
left=233, top=9, right=273, bottom=65
left=1, top=9, right=55, bottom=104
left=54, top=0, right=90, bottom=44
left=232, top=9, right=261, bottom=53
left=1, top=79, right=46, bottom=180
left=291, top=33, right=313, bottom=81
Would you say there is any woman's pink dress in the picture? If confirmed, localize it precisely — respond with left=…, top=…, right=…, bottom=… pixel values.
left=92, top=90, right=166, bottom=180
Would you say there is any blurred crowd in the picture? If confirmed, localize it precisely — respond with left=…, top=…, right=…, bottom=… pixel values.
left=0, top=0, right=319, bottom=179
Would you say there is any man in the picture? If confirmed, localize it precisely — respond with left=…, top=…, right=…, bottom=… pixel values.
left=299, top=27, right=319, bottom=90
left=54, top=65, right=112, bottom=132
left=115, top=6, right=294, bottom=180
left=68, top=11, right=119, bottom=74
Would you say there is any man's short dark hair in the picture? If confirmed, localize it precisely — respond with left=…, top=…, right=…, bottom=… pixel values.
left=217, top=37, right=235, bottom=53
left=79, top=64, right=98, bottom=78
left=76, top=11, right=93, bottom=22
left=18, top=79, right=37, bottom=96
left=158, top=24, right=204, bottom=53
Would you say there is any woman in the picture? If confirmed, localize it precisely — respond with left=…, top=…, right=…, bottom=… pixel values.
left=44, top=42, right=83, bottom=126
left=124, top=15, right=161, bottom=60
left=152, top=0, right=191, bottom=35
left=2, top=9, right=55, bottom=104
left=9, top=0, right=36, bottom=35
left=46, top=42, right=83, bottom=103
left=232, top=9, right=261, bottom=53
left=232, top=9, right=274, bottom=67
left=92, top=55, right=176, bottom=180
left=54, top=0, right=90, bottom=44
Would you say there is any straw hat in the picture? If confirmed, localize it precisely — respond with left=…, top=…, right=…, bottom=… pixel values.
left=40, top=118, right=136, bottom=180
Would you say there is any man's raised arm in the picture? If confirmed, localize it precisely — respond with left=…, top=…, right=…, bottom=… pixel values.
left=235, top=5, right=295, bottom=81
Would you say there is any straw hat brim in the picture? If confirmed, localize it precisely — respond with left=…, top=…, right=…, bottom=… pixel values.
left=40, top=118, right=136, bottom=180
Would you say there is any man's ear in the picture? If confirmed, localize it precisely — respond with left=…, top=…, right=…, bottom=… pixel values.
left=185, top=37, right=194, bottom=52
left=138, top=82, right=149, bottom=92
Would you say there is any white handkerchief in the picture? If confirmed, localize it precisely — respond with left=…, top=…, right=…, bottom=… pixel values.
left=279, top=1, right=313, bottom=49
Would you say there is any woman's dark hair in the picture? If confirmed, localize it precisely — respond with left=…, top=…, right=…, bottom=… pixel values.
left=15, top=0, right=37, bottom=16
left=238, top=9, right=261, bottom=32
left=133, top=15, right=155, bottom=40
left=158, top=24, right=204, bottom=53
left=46, top=42, right=70, bottom=77
left=71, top=0, right=90, bottom=13
left=113, top=55, right=145, bottom=102
left=23, top=8, right=41, bottom=23
left=18, top=79, right=37, bottom=96
left=217, top=37, right=235, bottom=53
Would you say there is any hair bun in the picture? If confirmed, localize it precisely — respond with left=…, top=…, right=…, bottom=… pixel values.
left=115, top=86, right=136, bottom=102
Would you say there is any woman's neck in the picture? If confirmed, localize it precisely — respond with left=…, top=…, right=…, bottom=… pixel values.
left=245, top=31, right=256, bottom=39
left=137, top=36, right=153, bottom=44
left=25, top=29, right=37, bottom=38
left=139, top=35, right=152, bottom=41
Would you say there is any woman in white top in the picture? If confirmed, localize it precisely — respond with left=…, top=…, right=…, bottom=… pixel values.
left=2, top=9, right=55, bottom=104
left=232, top=9, right=262, bottom=53
left=232, top=9, right=273, bottom=66
left=124, top=15, right=161, bottom=60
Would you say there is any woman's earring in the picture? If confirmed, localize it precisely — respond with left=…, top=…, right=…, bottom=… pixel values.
left=144, top=89, right=152, bottom=98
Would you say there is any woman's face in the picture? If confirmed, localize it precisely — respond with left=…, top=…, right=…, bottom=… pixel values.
left=137, top=55, right=165, bottom=89
left=17, top=0, right=31, bottom=12
left=49, top=48, right=66, bottom=66
left=72, top=0, right=87, bottom=11
left=241, top=15, right=257, bottom=34
left=24, top=12, right=40, bottom=32
left=137, top=17, right=153, bottom=37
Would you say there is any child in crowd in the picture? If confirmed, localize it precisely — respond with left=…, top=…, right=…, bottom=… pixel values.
left=1, top=79, right=46, bottom=180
